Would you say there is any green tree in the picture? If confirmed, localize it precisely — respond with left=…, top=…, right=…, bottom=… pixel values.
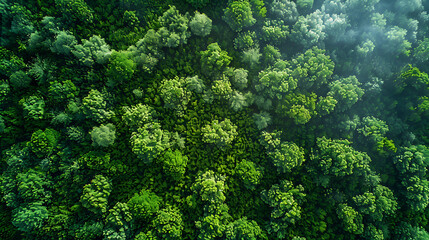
left=201, top=119, right=238, bottom=148
left=311, top=137, right=371, bottom=187
left=12, top=202, right=48, bottom=233
left=185, top=75, right=206, bottom=94
left=253, top=111, right=272, bottom=130
left=290, top=47, right=334, bottom=90
left=103, top=202, right=133, bottom=240
left=30, top=128, right=60, bottom=158
left=261, top=180, right=306, bottom=239
left=48, top=80, right=79, bottom=103
left=50, top=31, right=77, bottom=55
left=122, top=104, right=155, bottom=131
left=337, top=203, right=364, bottom=234
left=200, top=43, right=232, bottom=77
left=255, top=61, right=298, bottom=100
left=223, top=0, right=256, bottom=32
left=80, top=175, right=112, bottom=215
left=157, top=6, right=191, bottom=47
left=127, top=189, right=162, bottom=220
left=20, top=96, right=45, bottom=120
left=82, top=89, right=114, bottom=122
left=55, top=0, right=94, bottom=24
left=233, top=31, right=258, bottom=50
left=235, top=160, right=263, bottom=190
left=153, top=206, right=184, bottom=240
left=72, top=35, right=112, bottom=66
left=127, top=29, right=162, bottom=72
left=130, top=122, right=171, bottom=164
left=190, top=11, right=212, bottom=37
left=160, top=77, right=192, bottom=116
left=191, top=170, right=227, bottom=204
left=260, top=131, right=305, bottom=173
left=90, top=123, right=116, bottom=147
left=161, top=149, right=188, bottom=180
left=328, top=76, right=365, bottom=112
left=106, top=51, right=136, bottom=87
left=225, top=217, right=263, bottom=240
left=9, top=70, right=31, bottom=89
left=241, top=48, right=261, bottom=70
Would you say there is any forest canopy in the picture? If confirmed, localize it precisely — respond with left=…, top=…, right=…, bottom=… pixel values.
left=0, top=0, right=429, bottom=239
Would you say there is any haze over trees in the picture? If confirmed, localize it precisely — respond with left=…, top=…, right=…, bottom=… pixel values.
left=0, top=0, right=428, bottom=239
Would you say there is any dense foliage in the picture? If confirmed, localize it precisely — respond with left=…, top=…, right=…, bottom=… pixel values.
left=0, top=0, right=428, bottom=239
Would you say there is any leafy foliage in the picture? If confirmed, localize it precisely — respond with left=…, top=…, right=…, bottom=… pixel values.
left=80, top=175, right=112, bottom=215
left=201, top=119, right=238, bottom=148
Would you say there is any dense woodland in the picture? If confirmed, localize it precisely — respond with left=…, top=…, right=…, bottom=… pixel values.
left=0, top=0, right=429, bottom=239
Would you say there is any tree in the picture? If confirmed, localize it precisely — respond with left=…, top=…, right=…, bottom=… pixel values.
left=161, top=149, right=188, bottom=180
left=48, top=80, right=79, bottom=104
left=19, top=96, right=45, bottom=120
left=225, top=217, right=263, bottom=240
left=357, top=116, right=389, bottom=143
left=122, top=104, right=155, bottom=131
left=290, top=47, right=334, bottom=90
left=127, top=189, right=162, bottom=220
left=30, top=128, right=60, bottom=158
left=211, top=75, right=233, bottom=100
left=106, top=51, right=136, bottom=87
left=372, top=185, right=398, bottom=221
left=90, top=123, right=116, bottom=147
left=311, top=136, right=372, bottom=187
left=191, top=170, right=227, bottom=204
left=50, top=31, right=77, bottom=55
left=253, top=111, right=272, bottom=130
left=103, top=202, right=133, bottom=240
left=235, top=160, right=263, bottom=190
left=260, top=131, right=305, bottom=173
left=233, top=31, right=258, bottom=50
left=16, top=169, right=51, bottom=204
left=337, top=203, right=364, bottom=234
left=241, top=48, right=261, bottom=70
left=12, top=202, right=48, bottom=233
left=196, top=205, right=230, bottom=240
left=73, top=221, right=103, bottom=240
left=160, top=77, right=192, bottom=116
left=72, top=35, right=112, bottom=66
left=127, top=29, right=162, bottom=72
left=328, top=75, right=364, bottom=112
left=269, top=0, right=298, bottom=23
left=290, top=10, right=325, bottom=48
left=261, top=180, right=306, bottom=239
left=223, top=0, right=256, bottom=32
left=153, top=206, right=184, bottom=240
left=157, top=6, right=191, bottom=47
left=201, top=119, right=238, bottom=148
left=255, top=61, right=298, bottom=100
left=9, top=70, right=31, bottom=89
left=316, top=96, right=337, bottom=116
left=185, top=75, right=206, bottom=94
left=190, top=11, right=212, bottom=37
left=200, top=43, right=232, bottom=77
left=260, top=20, right=289, bottom=45
left=82, top=89, right=114, bottom=122
left=80, top=175, right=112, bottom=215
left=55, top=0, right=94, bottom=24
left=229, top=91, right=249, bottom=111
left=287, top=105, right=312, bottom=125
left=353, top=192, right=376, bottom=215
left=130, top=122, right=171, bottom=164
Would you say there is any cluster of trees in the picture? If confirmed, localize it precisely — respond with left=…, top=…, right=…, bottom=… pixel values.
left=0, top=0, right=428, bottom=239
